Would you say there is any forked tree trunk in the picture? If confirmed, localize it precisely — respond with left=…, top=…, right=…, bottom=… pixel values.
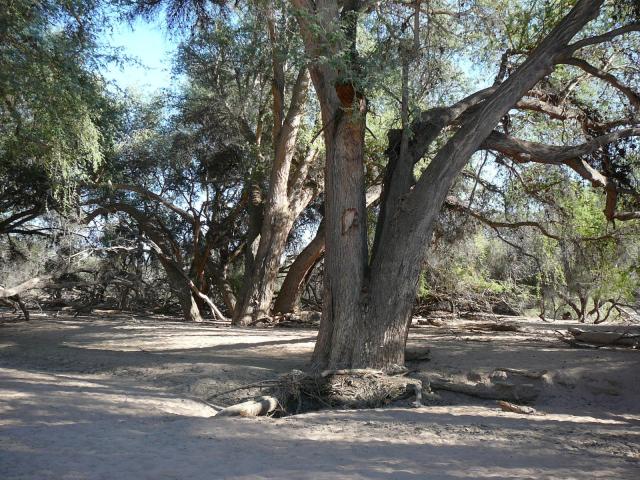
left=232, top=54, right=312, bottom=325
left=293, top=0, right=604, bottom=371
left=274, top=187, right=379, bottom=315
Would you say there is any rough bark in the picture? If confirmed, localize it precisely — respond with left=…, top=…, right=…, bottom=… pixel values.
left=312, top=102, right=368, bottom=369
left=355, top=0, right=604, bottom=369
left=274, top=186, right=380, bottom=315
left=290, top=0, right=371, bottom=369
left=293, top=0, right=606, bottom=370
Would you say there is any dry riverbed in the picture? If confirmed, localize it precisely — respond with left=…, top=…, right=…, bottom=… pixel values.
left=1, top=312, right=639, bottom=479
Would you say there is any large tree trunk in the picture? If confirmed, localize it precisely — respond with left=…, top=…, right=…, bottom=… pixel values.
left=273, top=185, right=380, bottom=315
left=293, top=0, right=604, bottom=371
left=311, top=97, right=369, bottom=369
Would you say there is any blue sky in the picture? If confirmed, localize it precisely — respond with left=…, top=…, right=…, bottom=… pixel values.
left=101, top=16, right=177, bottom=94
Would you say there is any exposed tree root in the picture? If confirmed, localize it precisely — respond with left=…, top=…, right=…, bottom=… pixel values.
left=270, top=369, right=423, bottom=414
left=215, top=396, right=280, bottom=417
left=209, top=369, right=424, bottom=418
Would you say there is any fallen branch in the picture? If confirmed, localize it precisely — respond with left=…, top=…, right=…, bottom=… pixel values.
left=567, top=327, right=639, bottom=347
left=494, top=368, right=548, bottom=379
left=0, top=295, right=30, bottom=321
left=556, top=328, right=639, bottom=348
left=498, top=400, right=538, bottom=415
left=468, top=322, right=522, bottom=332
left=0, top=276, right=51, bottom=298
left=429, top=376, right=539, bottom=403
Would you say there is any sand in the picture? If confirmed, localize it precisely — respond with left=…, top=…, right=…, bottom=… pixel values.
left=0, top=312, right=638, bottom=479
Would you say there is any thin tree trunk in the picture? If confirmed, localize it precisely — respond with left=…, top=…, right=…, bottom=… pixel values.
left=233, top=212, right=297, bottom=323
left=274, top=219, right=326, bottom=314
left=211, top=262, right=237, bottom=315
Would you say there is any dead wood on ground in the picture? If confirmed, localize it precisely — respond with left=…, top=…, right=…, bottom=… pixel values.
left=556, top=328, right=639, bottom=349
left=215, top=396, right=280, bottom=417
left=471, top=323, right=521, bottom=332
left=498, top=401, right=539, bottom=415
left=428, top=374, right=540, bottom=403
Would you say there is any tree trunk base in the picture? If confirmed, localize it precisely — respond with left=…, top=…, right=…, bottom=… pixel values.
left=268, top=369, right=423, bottom=414
left=206, top=370, right=424, bottom=418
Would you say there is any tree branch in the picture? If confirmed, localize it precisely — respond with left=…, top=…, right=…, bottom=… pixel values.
left=561, top=57, right=640, bottom=110
left=444, top=196, right=561, bottom=240
left=565, top=23, right=640, bottom=53
left=102, top=183, right=195, bottom=223
left=482, top=128, right=640, bottom=166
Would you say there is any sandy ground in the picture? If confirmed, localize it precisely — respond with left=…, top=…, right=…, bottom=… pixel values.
left=0, top=312, right=639, bottom=479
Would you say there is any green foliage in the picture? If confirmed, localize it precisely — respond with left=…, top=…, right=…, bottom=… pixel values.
left=0, top=0, right=118, bottom=209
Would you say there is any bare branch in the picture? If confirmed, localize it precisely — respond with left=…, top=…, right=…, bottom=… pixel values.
left=566, top=23, right=640, bottom=53
left=445, top=196, right=561, bottom=240
left=561, top=57, right=640, bottom=110
left=482, top=128, right=640, bottom=166
left=101, top=183, right=195, bottom=223
left=482, top=128, right=640, bottom=221
left=0, top=276, right=52, bottom=299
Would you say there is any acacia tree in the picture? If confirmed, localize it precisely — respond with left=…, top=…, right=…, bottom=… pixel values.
left=288, top=0, right=640, bottom=370
left=85, top=94, right=252, bottom=322
left=126, top=0, right=323, bottom=325
left=230, top=3, right=321, bottom=325
left=1, top=0, right=117, bottom=236
left=0, top=0, right=120, bottom=318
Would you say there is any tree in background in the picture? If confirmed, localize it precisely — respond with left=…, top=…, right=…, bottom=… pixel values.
left=1, top=0, right=119, bottom=235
